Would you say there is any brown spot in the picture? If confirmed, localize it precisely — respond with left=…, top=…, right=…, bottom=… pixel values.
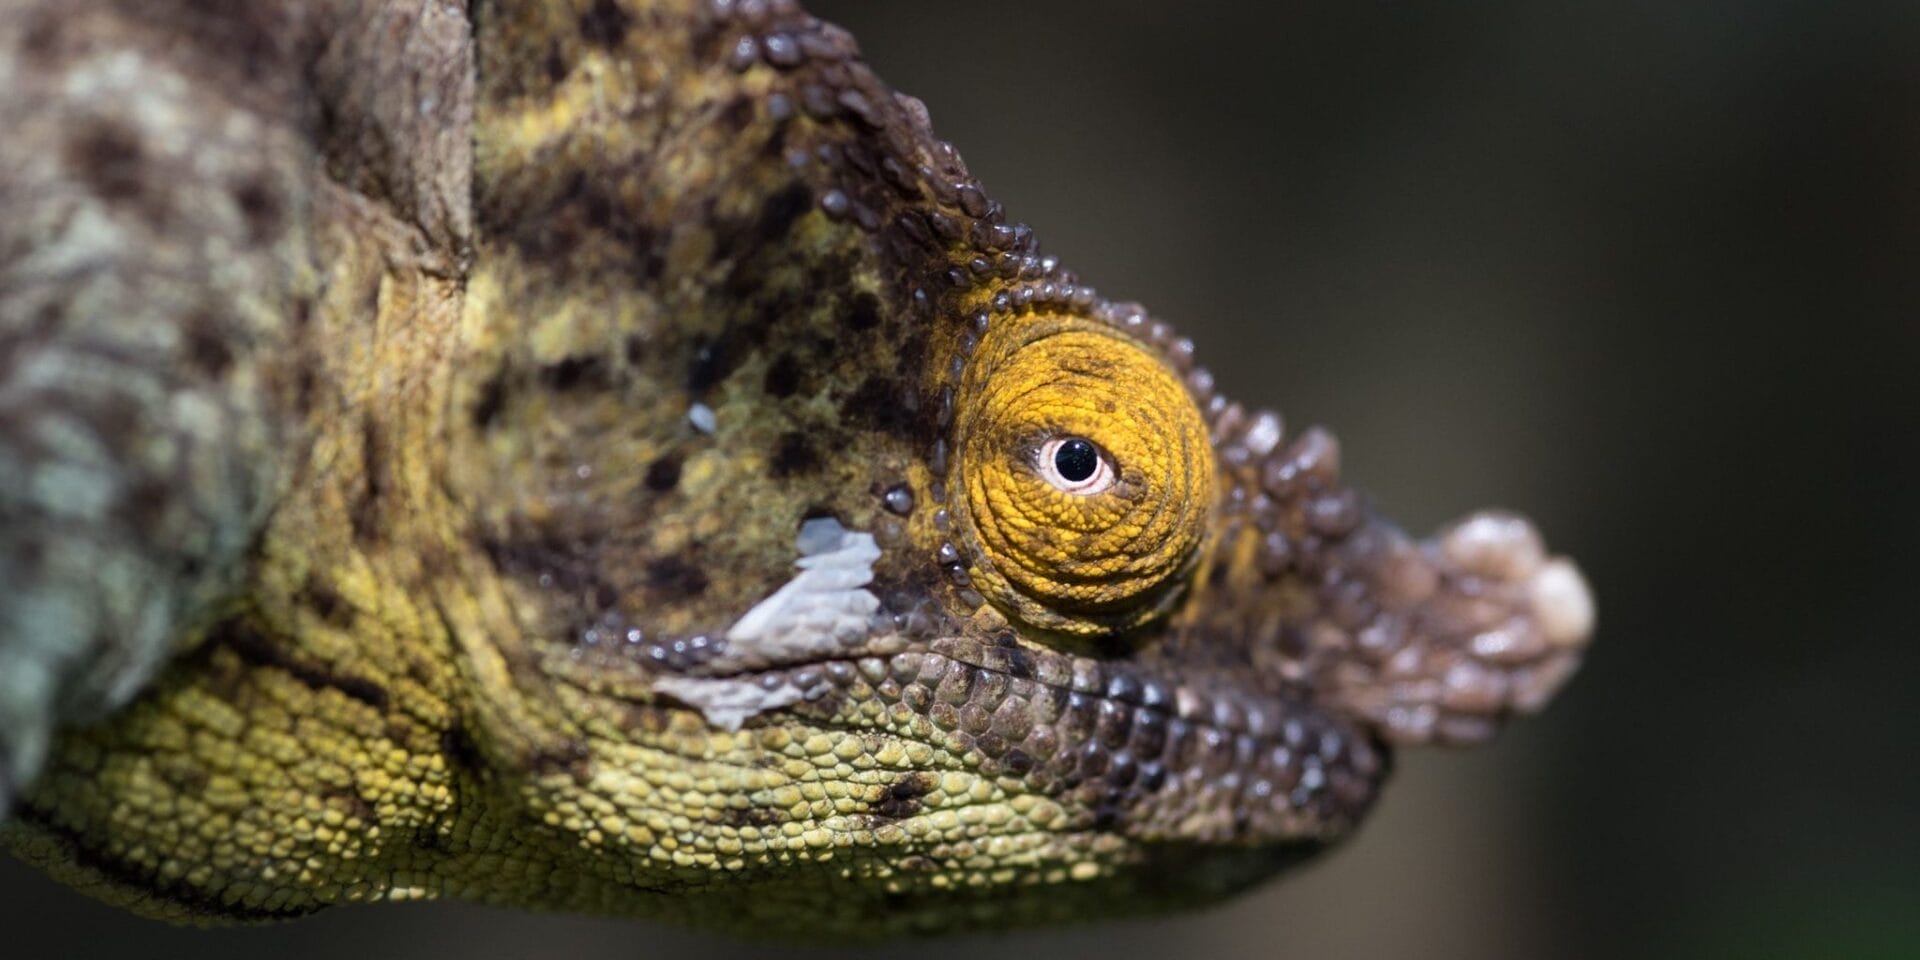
left=181, top=309, right=234, bottom=377
left=540, top=353, right=611, bottom=392
left=845, top=292, right=882, bottom=330
left=410, top=825, right=456, bottom=854
left=998, top=643, right=1036, bottom=680
left=769, top=430, right=820, bottom=477
left=231, top=175, right=284, bottom=242
left=543, top=41, right=570, bottom=84
left=331, top=788, right=379, bottom=826
left=19, top=9, right=63, bottom=64
left=479, top=527, right=618, bottom=602
left=116, top=476, right=172, bottom=536
left=64, top=118, right=151, bottom=210
left=643, top=453, right=682, bottom=492
left=717, top=96, right=755, bottom=134
left=685, top=335, right=734, bottom=393
left=383, top=717, right=417, bottom=747
left=439, top=722, right=488, bottom=778
left=578, top=0, right=633, bottom=49
left=481, top=163, right=662, bottom=282
left=119, top=0, right=300, bottom=84
left=762, top=352, right=802, bottom=397
left=203, top=617, right=388, bottom=711
left=351, top=418, right=386, bottom=542
left=841, top=375, right=919, bottom=439
left=620, top=703, right=674, bottom=735
left=1002, top=748, right=1035, bottom=775
left=293, top=364, right=317, bottom=416
left=868, top=772, right=935, bottom=820
left=472, top=368, right=508, bottom=429
left=529, top=737, right=593, bottom=784
left=710, top=182, right=814, bottom=273
left=646, top=555, right=709, bottom=599
left=299, top=572, right=352, bottom=627
left=721, top=804, right=781, bottom=828
left=753, top=181, right=813, bottom=247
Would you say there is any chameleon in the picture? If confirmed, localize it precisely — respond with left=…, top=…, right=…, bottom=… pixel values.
left=0, top=0, right=1594, bottom=939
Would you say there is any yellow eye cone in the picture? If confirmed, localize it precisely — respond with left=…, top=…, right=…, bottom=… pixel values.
left=953, top=319, right=1215, bottom=636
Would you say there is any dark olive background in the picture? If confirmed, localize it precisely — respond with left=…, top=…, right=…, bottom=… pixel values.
left=6, top=3, right=1916, bottom=958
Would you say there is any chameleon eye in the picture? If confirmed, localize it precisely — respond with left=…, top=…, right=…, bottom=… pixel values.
left=1037, top=436, right=1115, bottom=495
left=950, top=321, right=1215, bottom=637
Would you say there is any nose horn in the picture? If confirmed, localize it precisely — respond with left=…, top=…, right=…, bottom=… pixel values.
left=1345, top=511, right=1595, bottom=746
left=1228, top=416, right=1595, bottom=747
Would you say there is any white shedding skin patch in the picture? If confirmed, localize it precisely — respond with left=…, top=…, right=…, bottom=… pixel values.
left=726, top=517, right=881, bottom=654
left=687, top=402, right=717, bottom=434
left=652, top=518, right=881, bottom=729
left=649, top=677, right=810, bottom=732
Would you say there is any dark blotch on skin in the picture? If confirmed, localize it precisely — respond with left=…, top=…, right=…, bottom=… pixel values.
left=841, top=375, right=917, bottom=439
left=204, top=617, right=388, bottom=711
left=440, top=722, right=488, bottom=778
left=577, top=0, right=633, bottom=49
left=647, top=555, right=710, bottom=599
left=749, top=182, right=812, bottom=251
left=1000, top=643, right=1036, bottom=680
left=482, top=166, right=662, bottom=281
left=543, top=42, right=569, bottom=84
left=114, top=477, right=171, bottom=537
left=65, top=118, right=152, bottom=212
left=472, top=368, right=508, bottom=429
left=129, top=0, right=300, bottom=85
left=845, top=291, right=881, bottom=330
left=293, top=364, right=318, bottom=416
left=299, top=572, right=352, bottom=627
left=721, top=805, right=781, bottom=828
left=478, top=530, right=620, bottom=614
left=685, top=336, right=730, bottom=393
left=528, top=738, right=594, bottom=784
left=181, top=309, right=234, bottom=377
left=770, top=430, right=821, bottom=477
left=869, top=772, right=935, bottom=820
left=540, top=353, right=611, bottom=392
left=231, top=175, right=283, bottom=242
left=762, top=352, right=802, bottom=398
left=18, top=9, right=60, bottom=64
left=643, top=453, right=682, bottom=492
left=351, top=418, right=386, bottom=542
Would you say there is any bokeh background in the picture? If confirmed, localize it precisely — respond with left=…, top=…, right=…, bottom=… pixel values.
left=5, top=2, right=1915, bottom=958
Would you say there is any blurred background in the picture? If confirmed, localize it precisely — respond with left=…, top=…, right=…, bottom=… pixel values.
left=4, top=1, right=1915, bottom=957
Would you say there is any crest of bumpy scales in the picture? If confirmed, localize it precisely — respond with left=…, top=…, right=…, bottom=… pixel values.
left=0, top=0, right=1594, bottom=939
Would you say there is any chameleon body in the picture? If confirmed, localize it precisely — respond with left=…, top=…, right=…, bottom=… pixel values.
left=0, top=0, right=1593, bottom=938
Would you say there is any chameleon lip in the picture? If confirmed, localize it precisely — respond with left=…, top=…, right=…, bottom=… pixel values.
left=617, top=628, right=1384, bottom=845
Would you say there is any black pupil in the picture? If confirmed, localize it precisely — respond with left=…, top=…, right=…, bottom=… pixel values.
left=1054, top=439, right=1099, bottom=483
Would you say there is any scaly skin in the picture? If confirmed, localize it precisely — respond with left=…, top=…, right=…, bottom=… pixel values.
left=0, top=0, right=1595, bottom=939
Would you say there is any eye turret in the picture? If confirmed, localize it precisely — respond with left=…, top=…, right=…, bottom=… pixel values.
left=950, top=320, right=1215, bottom=637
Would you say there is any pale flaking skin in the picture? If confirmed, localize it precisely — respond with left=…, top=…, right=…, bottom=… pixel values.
left=0, top=0, right=1594, bottom=939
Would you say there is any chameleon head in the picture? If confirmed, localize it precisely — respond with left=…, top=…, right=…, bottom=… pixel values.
left=461, top=276, right=1595, bottom=937
left=412, top=9, right=1598, bottom=933
left=0, top=0, right=1596, bottom=939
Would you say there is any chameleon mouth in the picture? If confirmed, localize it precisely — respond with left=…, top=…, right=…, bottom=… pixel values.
left=577, top=517, right=1382, bottom=845
left=636, top=627, right=1384, bottom=846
